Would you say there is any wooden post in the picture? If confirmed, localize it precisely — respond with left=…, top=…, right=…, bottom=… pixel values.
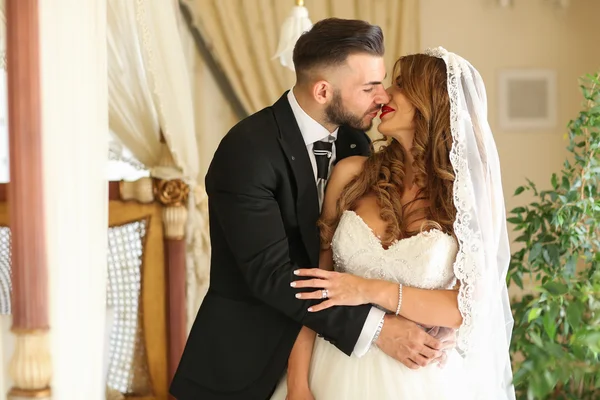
left=154, top=143, right=189, bottom=390
left=6, top=0, right=52, bottom=398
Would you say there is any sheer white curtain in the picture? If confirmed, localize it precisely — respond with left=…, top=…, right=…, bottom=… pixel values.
left=108, top=0, right=209, bottom=333
left=40, top=0, right=109, bottom=397
left=135, top=1, right=199, bottom=180
left=107, top=1, right=161, bottom=167
left=135, top=0, right=211, bottom=329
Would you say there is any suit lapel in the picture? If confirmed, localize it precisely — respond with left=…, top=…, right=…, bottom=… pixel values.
left=335, top=126, right=367, bottom=162
left=272, top=92, right=320, bottom=266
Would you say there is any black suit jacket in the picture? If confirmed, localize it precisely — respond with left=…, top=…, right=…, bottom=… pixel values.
left=170, top=92, right=373, bottom=400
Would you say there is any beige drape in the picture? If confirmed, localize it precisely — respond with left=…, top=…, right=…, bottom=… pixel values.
left=177, top=12, right=231, bottom=328
left=177, top=15, right=239, bottom=178
left=181, top=0, right=421, bottom=115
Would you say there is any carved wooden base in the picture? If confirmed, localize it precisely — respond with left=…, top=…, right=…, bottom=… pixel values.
left=162, top=205, right=187, bottom=240
left=8, top=330, right=52, bottom=399
left=8, top=388, right=51, bottom=400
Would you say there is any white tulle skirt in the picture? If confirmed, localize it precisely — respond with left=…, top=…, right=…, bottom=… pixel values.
left=271, top=336, right=471, bottom=400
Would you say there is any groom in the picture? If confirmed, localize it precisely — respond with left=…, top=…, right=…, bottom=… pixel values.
left=170, top=18, right=449, bottom=400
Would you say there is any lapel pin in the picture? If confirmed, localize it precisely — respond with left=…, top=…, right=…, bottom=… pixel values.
left=291, top=156, right=295, bottom=160
left=350, top=144, right=356, bottom=149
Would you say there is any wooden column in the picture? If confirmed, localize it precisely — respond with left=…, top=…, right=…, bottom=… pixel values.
left=6, top=0, right=52, bottom=399
left=154, top=143, right=189, bottom=390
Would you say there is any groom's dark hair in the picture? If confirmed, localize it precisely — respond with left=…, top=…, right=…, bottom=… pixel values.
left=293, top=18, right=384, bottom=83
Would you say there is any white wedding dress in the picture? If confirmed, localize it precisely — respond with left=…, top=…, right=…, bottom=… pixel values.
left=271, top=210, right=471, bottom=400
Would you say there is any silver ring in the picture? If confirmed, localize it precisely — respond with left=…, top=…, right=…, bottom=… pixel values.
left=321, top=289, right=328, bottom=299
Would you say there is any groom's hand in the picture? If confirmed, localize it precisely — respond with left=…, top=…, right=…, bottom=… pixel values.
left=375, top=315, right=451, bottom=369
left=426, top=326, right=457, bottom=368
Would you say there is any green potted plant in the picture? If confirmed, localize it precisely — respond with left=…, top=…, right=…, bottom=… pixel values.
left=507, top=71, right=600, bottom=399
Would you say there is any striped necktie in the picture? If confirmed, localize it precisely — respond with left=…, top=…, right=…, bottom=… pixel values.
left=313, top=140, right=333, bottom=210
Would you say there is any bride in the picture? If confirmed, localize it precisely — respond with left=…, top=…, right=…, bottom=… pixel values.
left=271, top=48, right=515, bottom=400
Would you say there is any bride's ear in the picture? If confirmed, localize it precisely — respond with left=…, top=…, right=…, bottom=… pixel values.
left=313, top=81, right=333, bottom=104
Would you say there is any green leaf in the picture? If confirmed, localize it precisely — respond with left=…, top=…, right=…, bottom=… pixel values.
left=512, top=273, right=523, bottom=289
left=542, top=311, right=557, bottom=340
left=578, top=332, right=600, bottom=353
left=543, top=370, right=559, bottom=394
left=515, top=234, right=529, bottom=243
left=514, top=186, right=525, bottom=196
left=532, top=217, right=542, bottom=233
left=507, top=217, right=523, bottom=225
left=511, top=207, right=527, bottom=214
left=551, top=173, right=558, bottom=189
left=528, top=243, right=543, bottom=263
left=543, top=342, right=564, bottom=358
left=564, top=255, right=578, bottom=277
left=542, top=281, right=568, bottom=296
left=512, top=363, right=530, bottom=387
left=566, top=301, right=584, bottom=330
left=529, top=331, right=544, bottom=348
left=556, top=213, right=564, bottom=226
left=572, top=342, right=589, bottom=359
left=546, top=244, right=560, bottom=267
left=528, top=307, right=542, bottom=322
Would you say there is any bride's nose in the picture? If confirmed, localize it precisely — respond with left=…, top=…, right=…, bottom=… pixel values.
left=385, top=86, right=393, bottom=99
left=375, top=86, right=390, bottom=105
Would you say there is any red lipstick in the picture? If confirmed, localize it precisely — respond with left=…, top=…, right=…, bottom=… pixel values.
left=380, top=105, right=395, bottom=118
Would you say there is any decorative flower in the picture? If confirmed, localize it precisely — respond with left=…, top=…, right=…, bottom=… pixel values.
left=154, top=179, right=189, bottom=207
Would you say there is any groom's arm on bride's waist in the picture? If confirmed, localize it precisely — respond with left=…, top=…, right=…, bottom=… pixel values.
left=206, top=128, right=371, bottom=356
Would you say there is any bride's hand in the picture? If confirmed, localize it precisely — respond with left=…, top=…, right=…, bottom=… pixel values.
left=291, top=268, right=373, bottom=311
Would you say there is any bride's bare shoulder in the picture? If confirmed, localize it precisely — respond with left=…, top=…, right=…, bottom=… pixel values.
left=322, top=156, right=367, bottom=218
left=331, top=156, right=367, bottom=185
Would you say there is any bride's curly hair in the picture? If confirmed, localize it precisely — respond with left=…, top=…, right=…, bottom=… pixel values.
left=319, top=54, right=456, bottom=248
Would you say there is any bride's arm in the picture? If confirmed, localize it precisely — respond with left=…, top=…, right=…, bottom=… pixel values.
left=368, top=280, right=461, bottom=329
left=293, top=269, right=463, bottom=329
left=285, top=156, right=366, bottom=393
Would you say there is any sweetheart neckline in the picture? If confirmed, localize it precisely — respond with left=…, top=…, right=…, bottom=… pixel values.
left=340, top=210, right=454, bottom=252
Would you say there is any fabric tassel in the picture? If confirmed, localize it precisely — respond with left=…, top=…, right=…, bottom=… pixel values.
left=272, top=0, right=312, bottom=71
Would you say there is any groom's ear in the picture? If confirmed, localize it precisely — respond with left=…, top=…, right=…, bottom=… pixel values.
left=313, top=80, right=333, bottom=105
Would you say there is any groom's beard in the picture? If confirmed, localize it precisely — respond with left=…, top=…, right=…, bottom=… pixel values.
left=325, top=91, right=376, bottom=131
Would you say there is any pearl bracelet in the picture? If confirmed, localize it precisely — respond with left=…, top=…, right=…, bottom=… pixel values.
left=395, top=283, right=403, bottom=316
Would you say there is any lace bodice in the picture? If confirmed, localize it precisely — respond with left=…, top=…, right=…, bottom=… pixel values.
left=332, top=211, right=458, bottom=290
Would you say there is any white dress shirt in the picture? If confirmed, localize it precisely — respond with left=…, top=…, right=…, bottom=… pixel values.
left=287, top=89, right=385, bottom=357
left=286, top=89, right=338, bottom=179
